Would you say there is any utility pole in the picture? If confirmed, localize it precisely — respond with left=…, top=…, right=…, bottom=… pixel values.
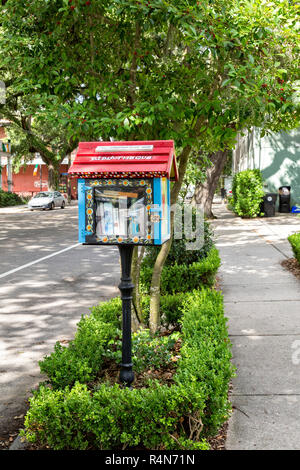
left=7, top=155, right=12, bottom=192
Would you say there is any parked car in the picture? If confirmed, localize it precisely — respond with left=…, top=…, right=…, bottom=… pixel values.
left=28, top=191, right=66, bottom=211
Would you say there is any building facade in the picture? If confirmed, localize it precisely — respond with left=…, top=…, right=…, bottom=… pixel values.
left=232, top=127, right=300, bottom=207
left=0, top=157, right=78, bottom=199
left=0, top=125, right=78, bottom=198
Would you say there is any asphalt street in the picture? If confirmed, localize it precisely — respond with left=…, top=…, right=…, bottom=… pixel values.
left=0, top=203, right=120, bottom=439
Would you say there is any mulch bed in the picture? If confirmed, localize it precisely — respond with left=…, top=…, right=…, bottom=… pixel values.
left=281, top=258, right=300, bottom=280
left=88, top=331, right=182, bottom=391
left=207, top=422, right=228, bottom=450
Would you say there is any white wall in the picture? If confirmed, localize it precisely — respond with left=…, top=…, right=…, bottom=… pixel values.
left=233, top=128, right=300, bottom=206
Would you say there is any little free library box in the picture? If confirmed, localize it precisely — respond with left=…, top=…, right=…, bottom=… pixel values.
left=68, top=140, right=178, bottom=246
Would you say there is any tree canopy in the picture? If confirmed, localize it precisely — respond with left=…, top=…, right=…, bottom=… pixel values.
left=1, top=0, right=298, bottom=164
left=1, top=0, right=299, bottom=329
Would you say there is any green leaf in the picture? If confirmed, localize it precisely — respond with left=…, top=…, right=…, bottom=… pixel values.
left=221, top=79, right=231, bottom=87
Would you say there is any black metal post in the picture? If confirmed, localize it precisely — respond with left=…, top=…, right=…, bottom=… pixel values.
left=118, top=244, right=135, bottom=387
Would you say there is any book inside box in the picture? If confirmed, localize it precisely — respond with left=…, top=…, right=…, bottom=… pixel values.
left=95, top=186, right=148, bottom=238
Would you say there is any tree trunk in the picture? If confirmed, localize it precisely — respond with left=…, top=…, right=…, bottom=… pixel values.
left=131, top=246, right=145, bottom=330
left=149, top=237, right=172, bottom=333
left=192, top=150, right=228, bottom=218
left=149, top=145, right=192, bottom=333
left=47, top=161, right=60, bottom=191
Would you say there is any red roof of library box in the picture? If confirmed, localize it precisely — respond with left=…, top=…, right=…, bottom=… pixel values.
left=68, top=140, right=178, bottom=181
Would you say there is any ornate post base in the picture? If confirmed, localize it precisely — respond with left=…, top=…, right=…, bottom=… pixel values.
left=118, top=245, right=135, bottom=387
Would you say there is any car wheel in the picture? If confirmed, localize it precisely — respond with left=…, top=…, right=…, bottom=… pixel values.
left=50, top=202, right=55, bottom=210
left=61, top=201, right=65, bottom=209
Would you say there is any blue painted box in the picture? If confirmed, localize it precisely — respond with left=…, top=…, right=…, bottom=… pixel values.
left=68, top=141, right=178, bottom=246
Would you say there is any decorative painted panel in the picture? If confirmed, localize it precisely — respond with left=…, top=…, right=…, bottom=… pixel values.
left=77, top=178, right=170, bottom=246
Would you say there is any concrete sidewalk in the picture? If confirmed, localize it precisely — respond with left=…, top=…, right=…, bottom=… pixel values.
left=211, top=204, right=300, bottom=450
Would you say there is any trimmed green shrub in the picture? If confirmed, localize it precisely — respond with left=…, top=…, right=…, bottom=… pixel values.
left=232, top=169, right=264, bottom=218
left=39, top=297, right=122, bottom=389
left=0, top=189, right=26, bottom=207
left=288, top=232, right=300, bottom=264
left=22, top=382, right=210, bottom=451
left=176, top=289, right=233, bottom=434
left=140, top=246, right=221, bottom=295
left=39, top=296, right=182, bottom=389
left=22, top=287, right=234, bottom=451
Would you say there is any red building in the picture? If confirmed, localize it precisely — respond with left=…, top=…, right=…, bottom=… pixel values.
left=0, top=159, right=78, bottom=199
left=0, top=125, right=78, bottom=198
left=1, top=159, right=77, bottom=199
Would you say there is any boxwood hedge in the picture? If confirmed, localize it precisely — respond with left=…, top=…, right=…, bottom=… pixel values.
left=21, top=287, right=234, bottom=451
left=140, top=246, right=221, bottom=295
